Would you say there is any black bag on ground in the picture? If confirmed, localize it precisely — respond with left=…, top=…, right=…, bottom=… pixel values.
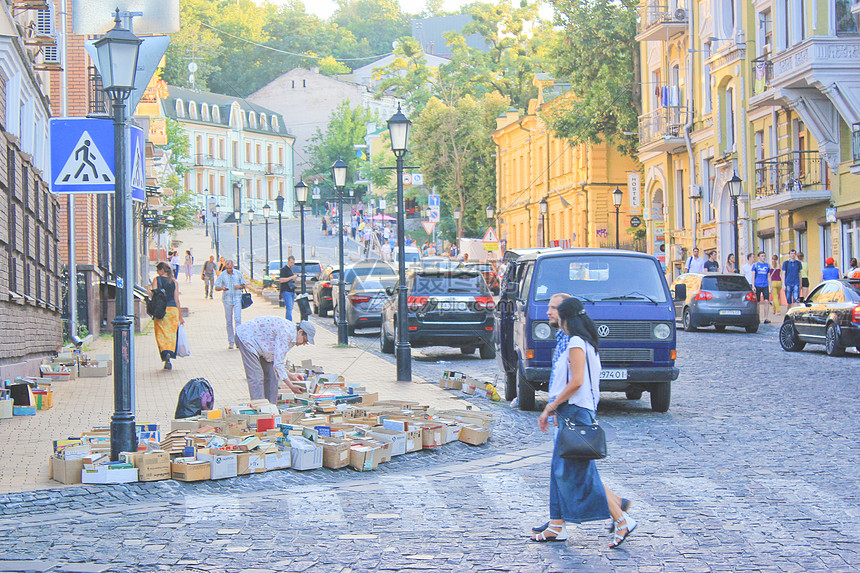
left=146, top=288, right=168, bottom=319
left=174, top=378, right=215, bottom=419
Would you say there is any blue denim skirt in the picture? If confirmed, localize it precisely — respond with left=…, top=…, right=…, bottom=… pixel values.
left=549, top=402, right=611, bottom=523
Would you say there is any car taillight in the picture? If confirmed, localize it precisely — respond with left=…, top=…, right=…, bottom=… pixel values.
left=745, top=292, right=757, bottom=302
left=321, top=282, right=330, bottom=288
left=474, top=296, right=495, bottom=310
left=853, top=305, right=860, bottom=323
left=349, top=294, right=371, bottom=304
left=407, top=296, right=428, bottom=311
left=694, top=290, right=713, bottom=301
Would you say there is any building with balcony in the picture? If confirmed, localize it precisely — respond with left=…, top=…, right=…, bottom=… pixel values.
left=161, top=86, right=295, bottom=217
left=493, top=76, right=638, bottom=251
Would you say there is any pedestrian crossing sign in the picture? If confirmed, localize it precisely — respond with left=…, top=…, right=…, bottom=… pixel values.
left=50, top=118, right=115, bottom=194
left=129, top=124, right=145, bottom=202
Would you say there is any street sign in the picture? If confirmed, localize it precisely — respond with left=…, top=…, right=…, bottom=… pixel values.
left=630, top=216, right=642, bottom=228
left=412, top=173, right=424, bottom=185
left=129, top=124, right=145, bottom=202
left=428, top=209, right=440, bottom=223
left=402, top=173, right=412, bottom=185
left=50, top=118, right=115, bottom=194
left=422, top=221, right=436, bottom=234
left=482, top=227, right=499, bottom=243
left=628, top=171, right=641, bottom=210
left=428, top=194, right=440, bottom=208
left=312, top=186, right=320, bottom=200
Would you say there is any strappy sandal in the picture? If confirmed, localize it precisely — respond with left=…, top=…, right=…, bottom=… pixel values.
left=529, top=523, right=568, bottom=542
left=606, top=498, right=631, bottom=532
left=609, top=512, right=637, bottom=549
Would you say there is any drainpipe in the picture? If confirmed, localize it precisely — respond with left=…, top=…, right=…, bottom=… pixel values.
left=683, top=5, right=697, bottom=251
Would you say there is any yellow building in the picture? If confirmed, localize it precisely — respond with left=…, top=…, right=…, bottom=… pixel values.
left=493, top=77, right=640, bottom=251
left=636, top=0, right=860, bottom=280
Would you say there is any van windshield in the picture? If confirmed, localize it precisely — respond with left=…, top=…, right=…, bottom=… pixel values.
left=532, top=255, right=668, bottom=303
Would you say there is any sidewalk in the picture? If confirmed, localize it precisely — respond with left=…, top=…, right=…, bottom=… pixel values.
left=0, top=226, right=467, bottom=493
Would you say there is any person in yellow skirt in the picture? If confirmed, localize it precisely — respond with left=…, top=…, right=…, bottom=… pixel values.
left=151, top=262, right=184, bottom=370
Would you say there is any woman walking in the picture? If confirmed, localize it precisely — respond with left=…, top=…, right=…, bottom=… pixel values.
left=183, top=250, right=194, bottom=282
left=769, top=255, right=783, bottom=315
left=531, top=297, right=636, bottom=548
left=725, top=253, right=736, bottom=274
left=151, top=262, right=184, bottom=370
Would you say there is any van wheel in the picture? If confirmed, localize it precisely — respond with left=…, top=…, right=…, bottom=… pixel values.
left=625, top=389, right=643, bottom=400
left=516, top=369, right=536, bottom=411
left=650, top=383, right=671, bottom=412
left=683, top=308, right=697, bottom=332
left=504, top=371, right=517, bottom=402
left=479, top=344, right=495, bottom=359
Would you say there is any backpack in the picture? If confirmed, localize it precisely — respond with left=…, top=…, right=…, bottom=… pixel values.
left=146, top=288, right=168, bottom=319
left=174, top=378, right=215, bottom=419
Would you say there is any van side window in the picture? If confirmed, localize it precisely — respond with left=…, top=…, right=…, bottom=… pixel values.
left=519, top=264, right=534, bottom=299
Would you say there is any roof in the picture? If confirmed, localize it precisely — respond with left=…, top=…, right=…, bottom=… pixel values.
left=162, top=85, right=291, bottom=137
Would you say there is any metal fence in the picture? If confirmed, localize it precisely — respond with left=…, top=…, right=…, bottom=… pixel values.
left=638, top=106, right=689, bottom=146
left=637, top=3, right=688, bottom=36
left=754, top=151, right=827, bottom=198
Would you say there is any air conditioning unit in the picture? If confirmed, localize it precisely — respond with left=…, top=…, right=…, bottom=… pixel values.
left=674, top=8, right=687, bottom=20
left=689, top=183, right=702, bottom=199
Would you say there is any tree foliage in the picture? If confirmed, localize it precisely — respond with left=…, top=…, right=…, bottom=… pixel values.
left=332, top=0, right=410, bottom=55
left=162, top=118, right=190, bottom=177
left=544, top=0, right=640, bottom=157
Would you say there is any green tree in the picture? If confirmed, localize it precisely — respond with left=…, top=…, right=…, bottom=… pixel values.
left=161, top=0, right=223, bottom=90
left=544, top=0, right=640, bottom=157
left=372, top=37, right=436, bottom=111
left=332, top=0, right=410, bottom=55
left=162, top=176, right=198, bottom=231
left=317, top=55, right=351, bottom=76
left=161, top=118, right=190, bottom=176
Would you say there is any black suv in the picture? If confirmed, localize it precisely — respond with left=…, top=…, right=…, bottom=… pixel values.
left=379, top=268, right=496, bottom=358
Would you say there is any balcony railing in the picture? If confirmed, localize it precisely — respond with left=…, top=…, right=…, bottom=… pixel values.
left=193, top=154, right=215, bottom=166
left=636, top=3, right=688, bottom=36
left=638, top=106, right=689, bottom=147
left=266, top=162, right=285, bottom=175
left=750, top=55, right=773, bottom=96
left=754, top=151, right=828, bottom=198
left=88, top=66, right=109, bottom=117
left=853, top=123, right=860, bottom=163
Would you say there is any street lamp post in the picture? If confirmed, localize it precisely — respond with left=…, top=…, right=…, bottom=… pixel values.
left=332, top=159, right=349, bottom=345
left=728, top=172, right=743, bottom=267
left=247, top=207, right=255, bottom=280
left=453, top=207, right=461, bottom=241
left=204, top=188, right=209, bottom=237
left=94, top=9, right=142, bottom=460
left=232, top=183, right=241, bottom=267
left=612, top=187, right=623, bottom=249
left=262, top=203, right=270, bottom=275
left=539, top=198, right=548, bottom=248
left=295, top=180, right=308, bottom=295
left=387, top=105, right=412, bottom=382
left=214, top=204, right=220, bottom=260
left=275, top=194, right=284, bottom=269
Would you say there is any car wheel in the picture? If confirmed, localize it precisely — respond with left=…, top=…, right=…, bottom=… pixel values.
left=516, top=368, right=536, bottom=411
left=650, top=383, right=671, bottom=412
left=778, top=321, right=805, bottom=352
left=379, top=322, right=394, bottom=354
left=312, top=301, right=319, bottom=315
left=713, top=325, right=726, bottom=332
left=745, top=324, right=759, bottom=333
left=825, top=323, right=846, bottom=356
left=504, top=370, right=517, bottom=402
left=321, top=304, right=330, bottom=318
left=460, top=346, right=476, bottom=355
left=625, top=389, right=643, bottom=400
left=347, top=325, right=356, bottom=336
left=479, top=344, right=495, bottom=359
left=683, top=308, right=697, bottom=332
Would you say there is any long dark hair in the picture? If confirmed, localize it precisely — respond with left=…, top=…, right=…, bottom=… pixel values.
left=156, top=262, right=173, bottom=279
left=557, top=297, right=600, bottom=352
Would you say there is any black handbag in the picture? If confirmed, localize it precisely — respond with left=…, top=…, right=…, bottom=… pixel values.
left=555, top=353, right=607, bottom=460
left=241, top=288, right=253, bottom=309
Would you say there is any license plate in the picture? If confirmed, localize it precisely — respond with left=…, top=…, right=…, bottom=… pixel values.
left=600, top=369, right=627, bottom=380
left=438, top=301, right=468, bottom=311
left=719, top=310, right=742, bottom=315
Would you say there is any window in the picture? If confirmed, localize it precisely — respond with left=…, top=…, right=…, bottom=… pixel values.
left=836, top=0, right=859, bottom=35
left=795, top=229, right=807, bottom=255
left=202, top=103, right=210, bottom=121
left=213, top=106, right=220, bottom=123
left=249, top=112, right=257, bottom=128
left=260, top=113, right=267, bottom=130
left=701, top=156, right=714, bottom=223
left=532, top=255, right=668, bottom=302
left=702, top=62, right=712, bottom=113
left=675, top=169, right=685, bottom=229
left=272, top=116, right=279, bottom=131
left=843, top=219, right=860, bottom=270
left=820, top=224, right=832, bottom=263
left=219, top=139, right=225, bottom=159
left=189, top=101, right=198, bottom=120
left=175, top=99, right=184, bottom=117
left=725, top=87, right=735, bottom=151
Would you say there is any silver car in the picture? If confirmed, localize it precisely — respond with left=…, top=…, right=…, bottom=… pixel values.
left=343, top=276, right=397, bottom=333
left=670, top=273, right=760, bottom=333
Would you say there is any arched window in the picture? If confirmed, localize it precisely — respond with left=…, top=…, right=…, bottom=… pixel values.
left=213, top=106, right=220, bottom=123
left=201, top=103, right=210, bottom=121
left=175, top=99, right=184, bottom=117
left=189, top=101, right=198, bottom=120
left=249, top=112, right=257, bottom=129
left=271, top=116, right=279, bottom=131
left=260, top=113, right=267, bottom=130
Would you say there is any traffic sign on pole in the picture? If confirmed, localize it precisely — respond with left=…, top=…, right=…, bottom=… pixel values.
left=428, top=209, right=440, bottom=223
left=422, top=221, right=436, bottom=234
left=50, top=118, right=115, bottom=194
left=129, top=124, right=145, bottom=202
left=428, top=194, right=440, bottom=208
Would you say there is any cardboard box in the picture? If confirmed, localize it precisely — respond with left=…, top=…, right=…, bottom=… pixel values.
left=354, top=437, right=392, bottom=463
left=93, top=354, right=113, bottom=375
left=50, top=456, right=85, bottom=485
left=368, top=428, right=407, bottom=456
left=32, top=390, right=53, bottom=410
left=171, top=418, right=201, bottom=432
left=78, top=362, right=110, bottom=378
left=0, top=398, right=12, bottom=419
left=348, top=443, right=379, bottom=472
left=119, top=451, right=171, bottom=482
left=436, top=420, right=463, bottom=443
left=197, top=451, right=238, bottom=479
left=288, top=436, right=323, bottom=470
left=415, top=423, right=444, bottom=448
left=319, top=438, right=350, bottom=469
left=264, top=450, right=291, bottom=471
left=236, top=452, right=266, bottom=475
left=459, top=424, right=491, bottom=445
left=81, top=466, right=138, bottom=484
left=405, top=429, right=423, bottom=453
left=171, top=459, right=211, bottom=482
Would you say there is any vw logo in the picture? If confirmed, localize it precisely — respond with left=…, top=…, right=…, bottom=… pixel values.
left=597, top=324, right=610, bottom=338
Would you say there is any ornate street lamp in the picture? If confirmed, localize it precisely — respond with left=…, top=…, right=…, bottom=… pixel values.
left=247, top=207, right=255, bottom=280
left=94, top=8, right=142, bottom=460
left=332, top=158, right=349, bottom=345
left=214, top=203, right=220, bottom=260
left=612, top=187, right=623, bottom=249
left=539, top=197, right=548, bottom=248
left=232, top=182, right=242, bottom=267
left=486, top=204, right=495, bottom=221
left=275, top=193, right=284, bottom=274
left=295, top=179, right=308, bottom=295
left=262, top=203, right=271, bottom=276
left=387, top=104, right=412, bottom=381
left=728, top=172, right=743, bottom=267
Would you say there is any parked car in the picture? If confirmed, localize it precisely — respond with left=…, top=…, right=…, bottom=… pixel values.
left=379, top=268, right=496, bottom=358
left=266, top=260, right=322, bottom=295
left=312, top=266, right=338, bottom=317
left=779, top=279, right=860, bottom=356
left=332, top=260, right=396, bottom=324
left=421, top=256, right=461, bottom=271
left=343, top=276, right=398, bottom=333
left=495, top=249, right=678, bottom=412
left=670, top=273, right=759, bottom=333
left=465, top=262, right=500, bottom=294
left=397, top=246, right=422, bottom=269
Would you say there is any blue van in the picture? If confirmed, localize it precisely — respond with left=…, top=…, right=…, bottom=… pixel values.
left=494, top=249, right=678, bottom=412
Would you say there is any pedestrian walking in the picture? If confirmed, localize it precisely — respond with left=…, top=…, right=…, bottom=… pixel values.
left=279, top=256, right=297, bottom=319
left=752, top=252, right=772, bottom=324
left=169, top=251, right=180, bottom=279
left=151, top=262, right=184, bottom=370
left=704, top=250, right=719, bottom=272
left=213, top=259, right=247, bottom=349
left=235, top=317, right=316, bottom=404
left=685, top=247, right=706, bottom=273
left=769, top=255, right=783, bottom=315
left=823, top=257, right=840, bottom=280
left=321, top=217, right=328, bottom=235
left=798, top=252, right=809, bottom=297
left=183, top=250, right=194, bottom=282
left=741, top=253, right=755, bottom=287
left=725, top=253, right=736, bottom=274
left=531, top=295, right=636, bottom=548
left=202, top=255, right=217, bottom=299
left=782, top=250, right=802, bottom=307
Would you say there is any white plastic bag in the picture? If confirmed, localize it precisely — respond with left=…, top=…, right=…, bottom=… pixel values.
left=176, top=324, right=191, bottom=357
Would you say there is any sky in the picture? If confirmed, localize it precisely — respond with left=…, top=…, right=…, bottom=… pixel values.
left=265, top=0, right=476, bottom=20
